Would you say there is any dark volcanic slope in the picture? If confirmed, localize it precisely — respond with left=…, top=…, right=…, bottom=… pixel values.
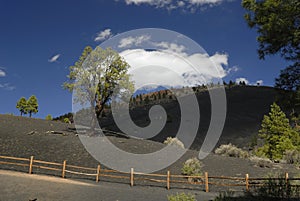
left=100, top=86, right=278, bottom=149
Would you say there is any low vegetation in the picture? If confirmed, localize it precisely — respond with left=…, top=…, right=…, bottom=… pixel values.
left=164, top=137, right=185, bottom=149
left=215, top=143, right=249, bottom=158
left=249, top=156, right=273, bottom=168
left=181, top=157, right=202, bottom=183
left=167, top=192, right=196, bottom=201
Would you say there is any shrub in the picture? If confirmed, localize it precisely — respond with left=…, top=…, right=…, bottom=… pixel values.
left=283, top=149, right=300, bottom=164
left=213, top=191, right=235, bottom=201
left=167, top=192, right=196, bottom=201
left=256, top=173, right=299, bottom=199
left=249, top=156, right=272, bottom=168
left=164, top=137, right=185, bottom=149
left=181, top=157, right=202, bottom=182
left=45, top=114, right=52, bottom=120
left=64, top=117, right=71, bottom=124
left=215, top=143, right=249, bottom=158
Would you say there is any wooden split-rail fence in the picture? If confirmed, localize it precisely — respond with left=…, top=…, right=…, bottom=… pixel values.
left=0, top=155, right=299, bottom=193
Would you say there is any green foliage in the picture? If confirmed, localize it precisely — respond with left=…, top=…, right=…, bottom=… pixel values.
left=242, top=0, right=300, bottom=62
left=257, top=103, right=300, bottom=160
left=27, top=95, right=38, bottom=117
left=64, top=117, right=71, bottom=124
left=242, top=0, right=300, bottom=112
left=167, top=193, right=196, bottom=201
left=16, top=97, right=28, bottom=116
left=45, top=114, right=52, bottom=120
left=53, top=112, right=73, bottom=123
left=215, top=144, right=249, bottom=158
left=181, top=157, right=202, bottom=177
left=256, top=173, right=296, bottom=199
left=63, top=46, right=134, bottom=133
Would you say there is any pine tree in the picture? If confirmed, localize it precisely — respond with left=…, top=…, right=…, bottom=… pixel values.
left=16, top=97, right=28, bottom=116
left=27, top=95, right=38, bottom=117
left=257, top=103, right=300, bottom=160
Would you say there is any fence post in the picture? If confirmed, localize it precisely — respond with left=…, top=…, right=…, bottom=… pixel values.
left=285, top=172, right=289, bottom=190
left=28, top=156, right=34, bottom=174
left=167, top=171, right=170, bottom=190
left=245, top=174, right=249, bottom=192
left=96, top=165, right=101, bottom=182
left=62, top=160, right=67, bottom=178
left=130, top=168, right=134, bottom=187
left=205, top=172, right=209, bottom=192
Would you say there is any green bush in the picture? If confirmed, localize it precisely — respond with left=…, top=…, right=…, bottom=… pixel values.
left=255, top=173, right=298, bottom=199
left=164, top=137, right=185, bottom=149
left=215, top=143, right=249, bottom=158
left=167, top=192, right=196, bottom=201
left=64, top=117, right=71, bottom=124
left=45, top=114, right=52, bottom=120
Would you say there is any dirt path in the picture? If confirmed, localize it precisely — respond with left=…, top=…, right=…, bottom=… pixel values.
left=0, top=170, right=218, bottom=201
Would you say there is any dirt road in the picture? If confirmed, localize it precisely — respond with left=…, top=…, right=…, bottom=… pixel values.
left=0, top=170, right=217, bottom=201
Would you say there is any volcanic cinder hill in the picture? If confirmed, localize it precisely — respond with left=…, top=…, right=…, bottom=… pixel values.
left=99, top=85, right=279, bottom=150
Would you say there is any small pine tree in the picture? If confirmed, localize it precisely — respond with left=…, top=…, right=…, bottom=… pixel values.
left=27, top=95, right=38, bottom=117
left=16, top=97, right=28, bottom=116
left=257, top=103, right=300, bottom=160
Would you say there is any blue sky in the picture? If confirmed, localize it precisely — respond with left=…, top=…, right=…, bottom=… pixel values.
left=0, top=0, right=288, bottom=118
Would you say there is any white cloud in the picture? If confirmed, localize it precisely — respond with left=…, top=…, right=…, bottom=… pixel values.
left=256, top=80, right=263, bottom=86
left=0, top=69, right=6, bottom=77
left=95, top=29, right=113, bottom=42
left=118, top=35, right=151, bottom=48
left=235, top=77, right=249, bottom=85
left=120, top=49, right=229, bottom=89
left=120, top=0, right=230, bottom=11
left=0, top=83, right=15, bottom=91
left=226, top=65, right=239, bottom=74
left=48, top=54, right=61, bottom=63
left=189, top=0, right=223, bottom=5
left=153, top=42, right=186, bottom=54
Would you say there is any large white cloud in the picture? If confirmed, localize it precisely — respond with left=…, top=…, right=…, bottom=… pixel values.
left=120, top=48, right=229, bottom=89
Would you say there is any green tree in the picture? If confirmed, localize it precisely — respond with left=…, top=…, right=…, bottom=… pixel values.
left=16, top=97, right=28, bottom=116
left=257, top=103, right=300, bottom=160
left=242, top=0, right=300, bottom=62
left=242, top=0, right=300, bottom=121
left=27, top=95, right=38, bottom=117
left=64, top=46, right=134, bottom=134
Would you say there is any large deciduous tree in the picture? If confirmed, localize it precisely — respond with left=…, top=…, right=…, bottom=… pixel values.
left=64, top=46, right=134, bottom=134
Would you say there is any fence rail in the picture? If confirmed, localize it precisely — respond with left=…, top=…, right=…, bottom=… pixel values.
left=0, top=155, right=299, bottom=193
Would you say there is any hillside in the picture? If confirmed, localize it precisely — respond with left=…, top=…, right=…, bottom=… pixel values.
left=99, top=85, right=279, bottom=149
